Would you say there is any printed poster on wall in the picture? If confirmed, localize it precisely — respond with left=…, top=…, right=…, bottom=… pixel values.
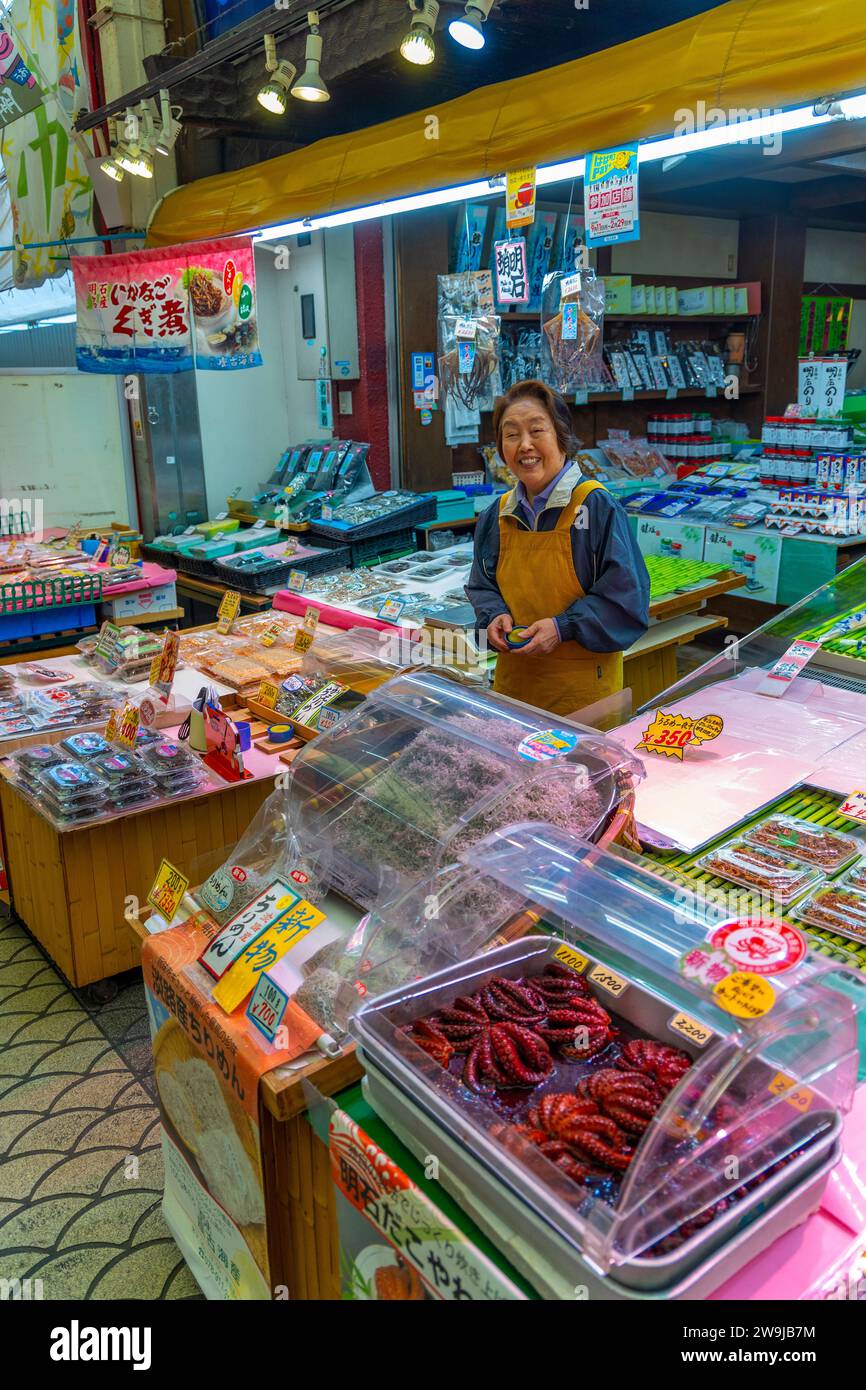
left=703, top=526, right=782, bottom=603
left=635, top=517, right=706, bottom=561
left=72, top=236, right=262, bottom=374
left=584, top=143, right=640, bottom=248
left=329, top=1108, right=526, bottom=1301
left=0, top=24, right=42, bottom=129
left=493, top=237, right=529, bottom=304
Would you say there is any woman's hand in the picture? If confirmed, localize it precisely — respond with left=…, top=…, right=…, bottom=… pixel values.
left=518, top=618, right=561, bottom=655
left=486, top=613, right=514, bottom=653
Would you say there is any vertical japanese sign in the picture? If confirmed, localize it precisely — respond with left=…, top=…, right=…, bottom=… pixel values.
left=329, top=1108, right=526, bottom=1301
left=584, top=143, right=640, bottom=247
left=506, top=166, right=536, bottom=229
left=0, top=24, right=41, bottom=129
left=71, top=236, right=262, bottom=374
left=493, top=238, right=529, bottom=304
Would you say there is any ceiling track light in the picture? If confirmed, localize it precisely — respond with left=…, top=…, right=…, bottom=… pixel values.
left=448, top=0, right=494, bottom=50
left=257, top=34, right=297, bottom=115
left=292, top=10, right=330, bottom=102
left=155, top=88, right=184, bottom=155
left=114, top=104, right=154, bottom=179
left=99, top=118, right=125, bottom=182
left=400, top=0, right=439, bottom=66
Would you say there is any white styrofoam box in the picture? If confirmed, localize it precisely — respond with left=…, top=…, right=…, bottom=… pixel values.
left=103, top=582, right=177, bottom=619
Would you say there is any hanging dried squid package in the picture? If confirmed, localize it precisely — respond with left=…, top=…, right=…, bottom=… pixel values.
left=541, top=268, right=613, bottom=393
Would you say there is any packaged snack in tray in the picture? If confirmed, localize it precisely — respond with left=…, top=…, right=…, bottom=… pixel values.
left=698, top=838, right=825, bottom=905
left=17, top=744, right=66, bottom=775
left=0, top=714, right=34, bottom=736
left=40, top=761, right=108, bottom=802
left=92, top=750, right=158, bottom=804
left=840, top=861, right=866, bottom=895
left=16, top=663, right=72, bottom=683
left=139, top=739, right=207, bottom=791
left=206, top=654, right=273, bottom=688
left=60, top=732, right=112, bottom=761
left=744, top=815, right=862, bottom=872
left=792, top=883, right=866, bottom=943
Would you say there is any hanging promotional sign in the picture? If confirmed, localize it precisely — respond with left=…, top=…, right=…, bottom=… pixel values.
left=493, top=238, right=529, bottom=304
left=0, top=24, right=42, bottom=129
left=505, top=167, right=536, bottom=229
left=72, top=237, right=262, bottom=374
left=584, top=143, right=640, bottom=247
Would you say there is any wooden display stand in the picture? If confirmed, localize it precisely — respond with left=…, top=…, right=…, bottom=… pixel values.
left=0, top=765, right=274, bottom=988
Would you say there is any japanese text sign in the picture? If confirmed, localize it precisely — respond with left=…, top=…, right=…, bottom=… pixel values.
left=72, top=236, right=262, bottom=374
left=199, top=879, right=300, bottom=981
left=0, top=25, right=42, bottom=130
left=636, top=709, right=723, bottom=761
left=147, top=859, right=190, bottom=924
left=494, top=238, right=529, bottom=304
left=212, top=897, right=326, bottom=1013
left=506, top=167, right=536, bottom=229
left=246, top=973, right=290, bottom=1044
left=584, top=143, right=640, bottom=247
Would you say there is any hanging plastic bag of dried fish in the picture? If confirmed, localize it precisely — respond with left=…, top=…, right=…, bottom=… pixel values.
left=540, top=268, right=614, bottom=394
left=437, top=311, right=502, bottom=412
left=191, top=785, right=332, bottom=926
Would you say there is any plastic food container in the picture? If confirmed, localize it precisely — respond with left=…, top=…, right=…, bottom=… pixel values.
left=840, top=862, right=866, bottom=895
left=792, top=883, right=866, bottom=943
left=744, top=815, right=862, bottom=873
left=698, top=839, right=825, bottom=905
left=60, top=732, right=112, bottom=762
left=350, top=825, right=856, bottom=1300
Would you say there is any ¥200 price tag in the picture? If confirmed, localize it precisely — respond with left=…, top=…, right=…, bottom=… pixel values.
left=147, top=858, right=190, bottom=923
left=257, top=680, right=279, bottom=709
left=668, top=1011, right=713, bottom=1048
left=217, top=589, right=241, bottom=635
left=636, top=709, right=723, bottom=762
left=293, top=627, right=315, bottom=654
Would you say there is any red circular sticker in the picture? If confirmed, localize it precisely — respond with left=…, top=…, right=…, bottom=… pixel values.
left=709, top=919, right=807, bottom=977
left=230, top=865, right=247, bottom=882
left=290, top=869, right=309, bottom=884
left=139, top=697, right=156, bottom=728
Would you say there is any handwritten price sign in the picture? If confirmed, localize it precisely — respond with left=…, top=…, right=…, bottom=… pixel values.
left=636, top=709, right=723, bottom=761
left=146, top=858, right=190, bottom=923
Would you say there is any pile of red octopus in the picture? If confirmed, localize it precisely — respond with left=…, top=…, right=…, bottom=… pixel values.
left=404, top=963, right=691, bottom=1186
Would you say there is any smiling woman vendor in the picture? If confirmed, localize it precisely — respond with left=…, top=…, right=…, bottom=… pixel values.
left=466, top=379, right=649, bottom=717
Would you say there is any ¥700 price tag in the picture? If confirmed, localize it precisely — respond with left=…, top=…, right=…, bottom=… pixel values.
left=636, top=709, right=723, bottom=761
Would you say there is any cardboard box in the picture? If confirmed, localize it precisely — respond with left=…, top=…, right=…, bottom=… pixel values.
left=601, top=275, right=633, bottom=313
left=104, top=582, right=178, bottom=620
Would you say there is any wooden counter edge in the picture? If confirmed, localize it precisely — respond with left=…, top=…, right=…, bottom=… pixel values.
left=125, top=908, right=363, bottom=1122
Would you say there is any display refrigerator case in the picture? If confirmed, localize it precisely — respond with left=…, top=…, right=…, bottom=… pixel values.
left=287, top=670, right=643, bottom=908
left=351, top=824, right=865, bottom=1300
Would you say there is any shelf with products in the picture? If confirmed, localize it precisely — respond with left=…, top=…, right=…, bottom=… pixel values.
left=500, top=311, right=759, bottom=326
left=479, top=385, right=761, bottom=411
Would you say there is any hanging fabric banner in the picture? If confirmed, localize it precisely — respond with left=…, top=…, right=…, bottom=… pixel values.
left=72, top=236, right=263, bottom=374
left=0, top=24, right=42, bottom=130
left=0, top=0, right=95, bottom=290
left=584, top=143, right=640, bottom=248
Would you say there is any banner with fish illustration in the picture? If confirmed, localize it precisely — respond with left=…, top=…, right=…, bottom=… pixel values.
left=72, top=236, right=262, bottom=374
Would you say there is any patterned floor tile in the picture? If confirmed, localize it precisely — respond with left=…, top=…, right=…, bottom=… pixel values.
left=0, top=912, right=202, bottom=1301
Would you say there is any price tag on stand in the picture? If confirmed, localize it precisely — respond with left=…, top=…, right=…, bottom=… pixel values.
left=246, top=973, right=290, bottom=1044
left=668, top=1012, right=713, bottom=1048
left=293, top=627, right=315, bottom=654
left=304, top=606, right=321, bottom=633
left=258, top=619, right=283, bottom=649
left=257, top=680, right=279, bottom=710
left=104, top=706, right=122, bottom=742
left=217, top=589, right=241, bottom=635
left=636, top=709, right=724, bottom=761
left=253, top=519, right=267, bottom=530
left=115, top=701, right=141, bottom=750
left=287, top=569, right=307, bottom=594
left=839, top=790, right=866, bottom=826
left=377, top=596, right=406, bottom=622
left=755, top=641, right=820, bottom=697
left=147, top=858, right=190, bottom=924
left=148, top=629, right=179, bottom=703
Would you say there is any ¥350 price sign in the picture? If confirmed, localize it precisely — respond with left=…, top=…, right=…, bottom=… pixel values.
left=636, top=709, right=723, bottom=762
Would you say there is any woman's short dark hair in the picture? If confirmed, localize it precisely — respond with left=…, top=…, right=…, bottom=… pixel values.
left=492, top=379, right=578, bottom=459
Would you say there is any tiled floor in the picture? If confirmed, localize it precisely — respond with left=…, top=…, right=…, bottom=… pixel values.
left=0, top=909, right=200, bottom=1300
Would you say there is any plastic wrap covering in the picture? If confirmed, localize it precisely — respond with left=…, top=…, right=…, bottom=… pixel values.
left=541, top=269, right=613, bottom=393
left=192, top=786, right=331, bottom=927
left=288, top=669, right=643, bottom=908
left=438, top=312, right=502, bottom=412
left=351, top=824, right=864, bottom=1289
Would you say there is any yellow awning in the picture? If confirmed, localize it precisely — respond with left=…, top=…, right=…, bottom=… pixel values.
left=148, top=0, right=866, bottom=246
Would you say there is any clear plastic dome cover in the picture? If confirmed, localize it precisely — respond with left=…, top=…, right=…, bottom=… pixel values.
left=351, top=822, right=864, bottom=1274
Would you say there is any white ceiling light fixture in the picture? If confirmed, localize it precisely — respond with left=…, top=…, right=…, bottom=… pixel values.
left=99, top=123, right=125, bottom=183
left=155, top=89, right=184, bottom=154
left=115, top=103, right=155, bottom=179
left=400, top=0, right=439, bottom=66
left=448, top=0, right=494, bottom=50
left=257, top=34, right=297, bottom=115
left=292, top=10, right=330, bottom=102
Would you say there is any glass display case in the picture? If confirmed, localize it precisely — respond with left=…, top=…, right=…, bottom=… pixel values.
left=288, top=670, right=643, bottom=908
left=351, top=824, right=865, bottom=1300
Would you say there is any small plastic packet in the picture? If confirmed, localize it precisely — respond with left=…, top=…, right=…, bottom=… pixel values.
left=60, top=732, right=113, bottom=761
left=698, top=838, right=825, bottom=905
left=744, top=815, right=862, bottom=872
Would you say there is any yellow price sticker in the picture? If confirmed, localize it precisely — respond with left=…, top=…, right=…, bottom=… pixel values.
left=304, top=606, right=321, bottom=632
left=257, top=680, right=279, bottom=709
left=115, top=702, right=140, bottom=750
left=212, top=897, right=326, bottom=1013
left=259, top=620, right=283, bottom=649
left=105, top=707, right=121, bottom=742
left=553, top=943, right=589, bottom=975
left=768, top=1072, right=814, bottom=1112
left=293, top=627, right=315, bottom=654
left=713, top=971, right=775, bottom=1020
left=668, top=1011, right=713, bottom=1048
left=636, top=709, right=724, bottom=761
left=589, top=963, right=629, bottom=998
left=147, top=858, right=190, bottom=923
left=217, top=589, right=241, bottom=635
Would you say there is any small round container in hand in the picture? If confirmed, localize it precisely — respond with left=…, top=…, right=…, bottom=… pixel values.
left=505, top=626, right=532, bottom=649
